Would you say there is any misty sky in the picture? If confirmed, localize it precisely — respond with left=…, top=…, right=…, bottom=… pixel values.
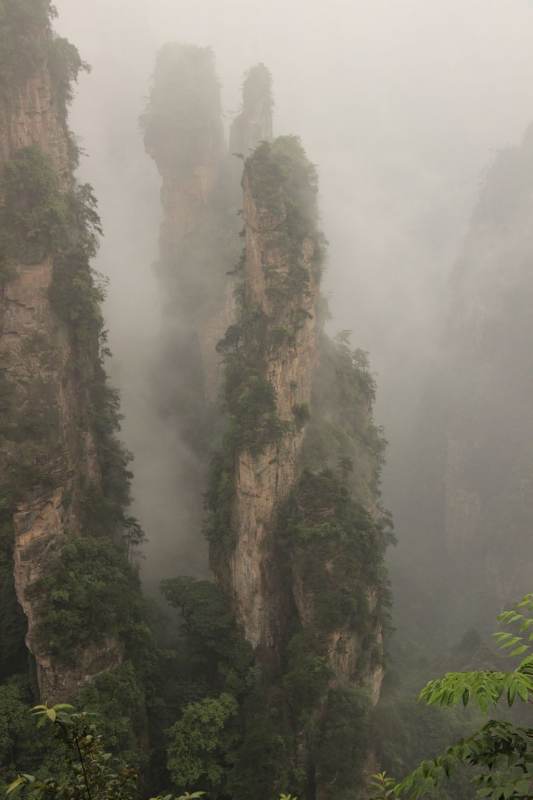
left=53, top=0, right=533, bottom=575
left=55, top=0, right=533, bottom=374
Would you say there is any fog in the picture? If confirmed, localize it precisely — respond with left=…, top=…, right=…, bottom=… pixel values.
left=54, top=0, right=533, bottom=609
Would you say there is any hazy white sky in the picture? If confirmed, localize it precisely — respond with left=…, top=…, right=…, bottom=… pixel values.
left=55, top=0, right=533, bottom=360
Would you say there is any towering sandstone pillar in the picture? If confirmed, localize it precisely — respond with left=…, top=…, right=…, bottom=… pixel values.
left=0, top=1, right=139, bottom=701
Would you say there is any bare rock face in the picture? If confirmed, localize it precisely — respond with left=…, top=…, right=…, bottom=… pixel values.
left=0, top=72, right=70, bottom=175
left=13, top=489, right=122, bottom=700
left=209, top=137, right=389, bottom=798
left=228, top=169, right=319, bottom=652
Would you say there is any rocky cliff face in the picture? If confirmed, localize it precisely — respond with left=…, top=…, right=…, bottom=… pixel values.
left=0, top=1, right=138, bottom=702
left=221, top=144, right=320, bottom=654
left=209, top=137, right=390, bottom=799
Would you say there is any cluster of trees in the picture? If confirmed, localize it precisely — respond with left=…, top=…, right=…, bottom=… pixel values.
left=2, top=596, right=531, bottom=799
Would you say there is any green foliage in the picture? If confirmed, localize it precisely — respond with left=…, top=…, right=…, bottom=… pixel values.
left=0, top=143, right=143, bottom=656
left=150, top=794, right=205, bottom=800
left=223, top=360, right=287, bottom=453
left=83, top=374, right=143, bottom=555
left=0, top=1, right=53, bottom=91
left=215, top=305, right=287, bottom=455
left=140, top=582, right=245, bottom=796
left=46, top=35, right=88, bottom=119
left=0, top=1, right=86, bottom=126
left=204, top=364, right=287, bottom=550
left=161, top=578, right=236, bottom=656
left=2, top=377, right=58, bottom=446
left=0, top=144, right=145, bottom=793
left=206, top=136, right=327, bottom=557
left=202, top=135, right=390, bottom=800
left=261, top=466, right=390, bottom=796
left=204, top=448, right=235, bottom=550
left=158, top=577, right=303, bottom=800
left=207, top=311, right=287, bottom=549
left=0, top=146, right=103, bottom=345
left=246, top=137, right=326, bottom=309
left=0, top=370, right=60, bottom=514
left=372, top=690, right=475, bottom=798
left=420, top=668, right=533, bottom=714
left=3, top=700, right=219, bottom=800
left=0, top=11, right=146, bottom=795
left=48, top=181, right=104, bottom=338
left=280, top=467, right=390, bottom=637
left=166, top=693, right=238, bottom=793
left=303, top=334, right=386, bottom=502
left=0, top=146, right=66, bottom=281
left=28, top=537, right=143, bottom=663
left=372, top=595, right=533, bottom=800
left=375, top=722, right=533, bottom=800
left=315, top=687, right=371, bottom=800
left=419, top=595, right=533, bottom=714
left=6, top=703, right=139, bottom=800
left=282, top=633, right=331, bottom=720
left=0, top=140, right=142, bottom=773
left=247, top=137, right=321, bottom=253
left=225, top=689, right=294, bottom=800
left=161, top=577, right=254, bottom=694
left=75, top=663, right=147, bottom=765
left=0, top=680, right=48, bottom=791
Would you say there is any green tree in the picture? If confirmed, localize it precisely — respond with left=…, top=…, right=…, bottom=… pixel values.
left=5, top=703, right=205, bottom=800
left=166, top=693, right=238, bottom=794
left=5, top=704, right=137, bottom=800
left=371, top=594, right=533, bottom=800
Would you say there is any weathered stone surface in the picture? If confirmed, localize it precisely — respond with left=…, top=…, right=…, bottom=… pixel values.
left=226, top=174, right=319, bottom=652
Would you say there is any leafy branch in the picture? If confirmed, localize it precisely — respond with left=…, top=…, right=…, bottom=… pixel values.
left=371, top=594, right=533, bottom=800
